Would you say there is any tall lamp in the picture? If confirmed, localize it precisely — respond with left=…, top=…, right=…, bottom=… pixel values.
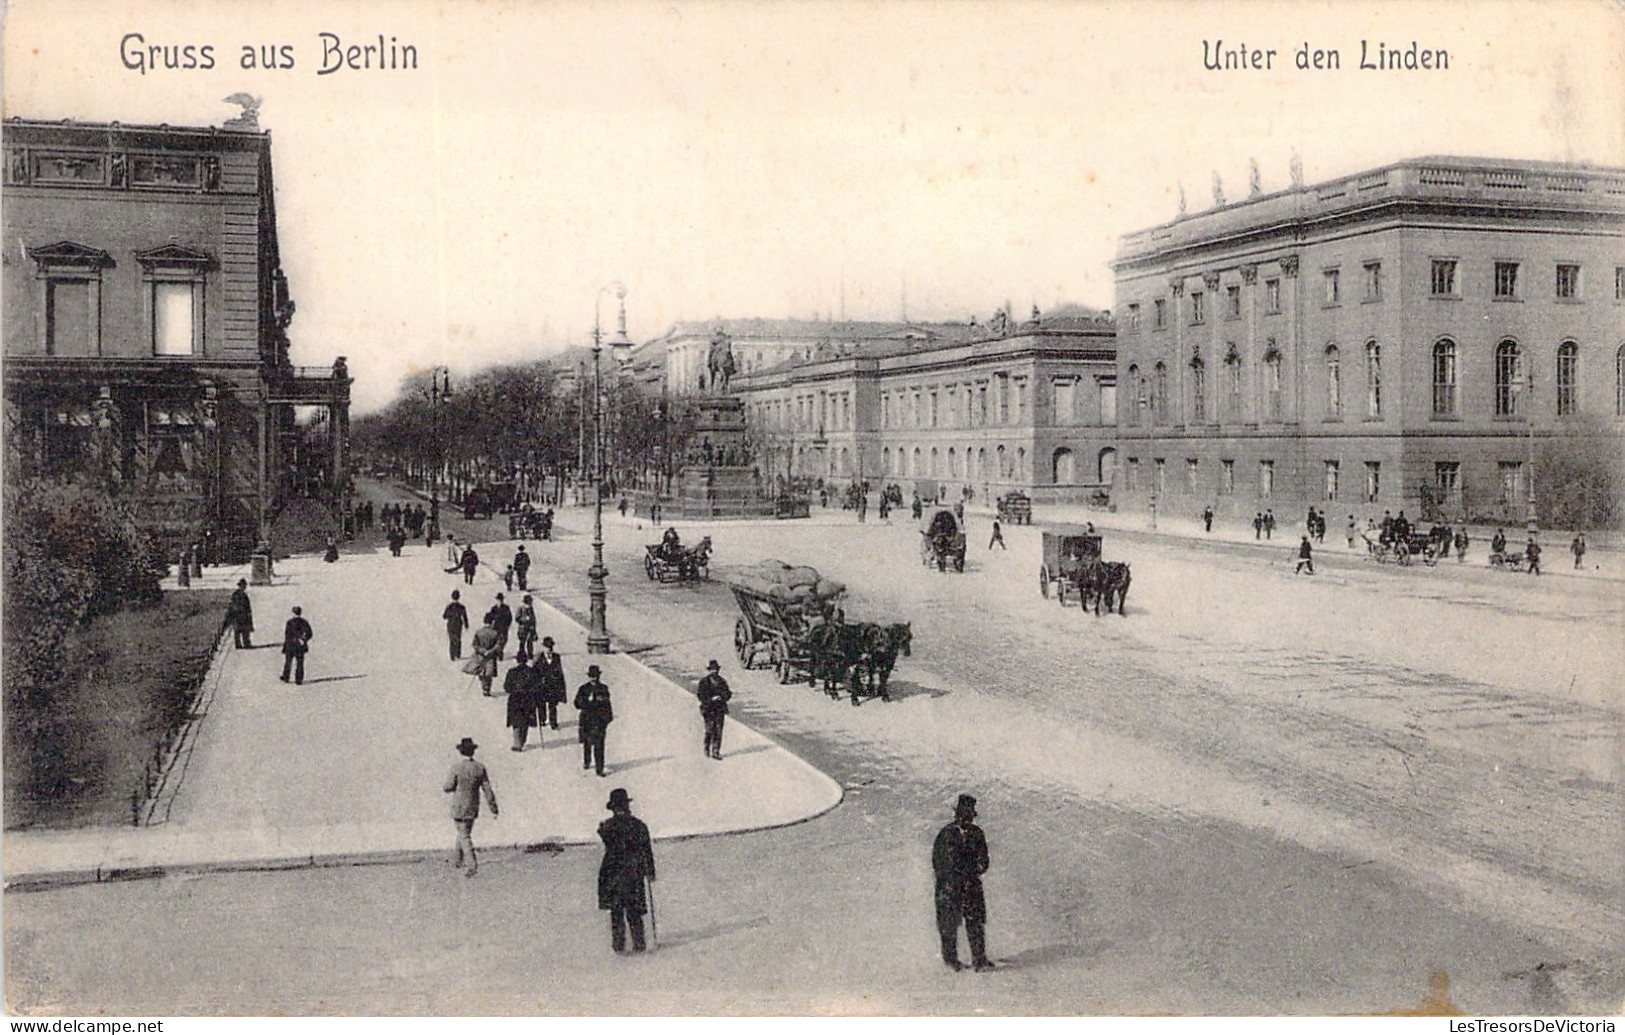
left=587, top=282, right=625, bottom=654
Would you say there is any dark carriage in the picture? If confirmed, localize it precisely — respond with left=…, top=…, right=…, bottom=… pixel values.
left=645, top=535, right=712, bottom=582
left=1040, top=525, right=1130, bottom=615
left=919, top=507, right=967, bottom=573
left=1362, top=530, right=1444, bottom=567
left=508, top=507, right=553, bottom=541
left=996, top=491, right=1033, bottom=525
left=728, top=580, right=837, bottom=683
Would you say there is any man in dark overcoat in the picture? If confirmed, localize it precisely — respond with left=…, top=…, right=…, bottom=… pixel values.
left=696, top=659, right=732, bottom=760
left=534, top=637, right=566, bottom=729
left=513, top=544, right=531, bottom=590
left=575, top=664, right=614, bottom=776
left=486, top=593, right=513, bottom=658
left=933, top=793, right=993, bottom=972
left=514, top=595, right=538, bottom=663
left=222, top=578, right=254, bottom=648
left=504, top=659, right=541, bottom=751
left=597, top=787, right=656, bottom=954
left=460, top=544, right=480, bottom=585
left=279, top=606, right=313, bottom=685
left=443, top=590, right=470, bottom=660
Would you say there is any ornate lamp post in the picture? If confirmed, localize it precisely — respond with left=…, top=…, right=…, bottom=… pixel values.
left=1524, top=367, right=1538, bottom=536
left=428, top=367, right=451, bottom=540
left=587, top=282, right=625, bottom=655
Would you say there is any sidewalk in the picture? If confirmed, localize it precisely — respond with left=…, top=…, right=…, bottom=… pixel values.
left=4, top=547, right=841, bottom=889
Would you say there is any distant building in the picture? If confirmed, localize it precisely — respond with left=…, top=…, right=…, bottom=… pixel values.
left=1112, top=156, right=1625, bottom=526
left=2, top=116, right=351, bottom=558
left=730, top=307, right=1118, bottom=500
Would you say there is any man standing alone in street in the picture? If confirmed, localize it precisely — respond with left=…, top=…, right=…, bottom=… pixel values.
left=515, top=595, right=538, bottom=663
left=598, top=788, right=655, bottom=954
left=534, top=636, right=566, bottom=729
left=513, top=544, right=531, bottom=590
left=279, top=606, right=313, bottom=684
left=933, top=794, right=994, bottom=972
left=442, top=737, right=498, bottom=877
left=443, top=590, right=469, bottom=661
left=1202, top=506, right=1214, bottom=533
left=988, top=518, right=1006, bottom=550
left=697, top=659, right=732, bottom=760
left=222, top=578, right=254, bottom=649
left=460, top=543, right=480, bottom=585
left=575, top=664, right=614, bottom=776
left=1295, top=535, right=1315, bottom=575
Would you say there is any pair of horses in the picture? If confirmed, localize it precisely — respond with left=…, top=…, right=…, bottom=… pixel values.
left=807, top=621, right=913, bottom=704
left=1076, top=560, right=1131, bottom=616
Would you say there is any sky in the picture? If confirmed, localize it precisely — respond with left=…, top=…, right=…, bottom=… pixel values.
left=6, top=0, right=1624, bottom=412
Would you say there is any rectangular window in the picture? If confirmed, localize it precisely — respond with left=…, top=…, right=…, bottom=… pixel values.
left=1127, top=303, right=1141, bottom=330
left=153, top=281, right=196, bottom=356
left=1431, top=259, right=1457, bottom=297
left=1154, top=458, right=1166, bottom=494
left=929, top=391, right=938, bottom=428
left=1190, top=291, right=1205, bottom=325
left=1364, top=261, right=1382, bottom=301
left=1226, top=285, right=1241, bottom=319
left=1125, top=458, right=1139, bottom=492
left=1220, top=459, right=1234, bottom=495
left=1364, top=461, right=1381, bottom=503
left=1324, top=460, right=1339, bottom=501
left=45, top=279, right=93, bottom=357
left=1264, top=279, right=1281, bottom=314
left=1153, top=299, right=1167, bottom=329
left=1259, top=460, right=1274, bottom=499
left=1556, top=263, right=1581, bottom=300
left=1186, top=459, right=1198, bottom=493
left=1323, top=269, right=1340, bottom=306
left=1494, top=261, right=1519, bottom=299
left=1616, top=266, right=1625, bottom=301
left=1099, top=383, right=1116, bottom=425
left=1499, top=461, right=1523, bottom=506
left=1435, top=462, right=1462, bottom=510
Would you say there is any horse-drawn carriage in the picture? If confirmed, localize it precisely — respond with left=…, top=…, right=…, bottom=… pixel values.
left=1362, top=530, right=1443, bottom=567
left=508, top=507, right=553, bottom=541
left=726, top=562, right=911, bottom=704
left=996, top=491, right=1033, bottom=526
left=644, top=531, right=712, bottom=582
left=1038, top=525, right=1131, bottom=615
left=920, top=507, right=967, bottom=573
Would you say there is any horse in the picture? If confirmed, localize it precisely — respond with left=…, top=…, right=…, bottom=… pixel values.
left=677, top=536, right=712, bottom=579
left=807, top=620, right=867, bottom=699
left=1080, top=560, right=1132, bottom=616
left=852, top=622, right=912, bottom=702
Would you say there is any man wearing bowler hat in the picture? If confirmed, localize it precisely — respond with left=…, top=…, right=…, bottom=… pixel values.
left=575, top=664, right=614, bottom=776
left=534, top=637, right=566, bottom=729
left=598, top=787, right=656, bottom=954
left=696, top=659, right=733, bottom=760
left=933, top=793, right=994, bottom=971
left=442, top=737, right=498, bottom=877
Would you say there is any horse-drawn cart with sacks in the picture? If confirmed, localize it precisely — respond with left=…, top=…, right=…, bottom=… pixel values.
left=1039, top=524, right=1131, bottom=616
left=725, top=561, right=913, bottom=704
left=920, top=506, right=967, bottom=573
left=996, top=491, right=1033, bottom=525
left=644, top=530, right=713, bottom=583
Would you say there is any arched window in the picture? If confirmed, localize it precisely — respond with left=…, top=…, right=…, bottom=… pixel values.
left=1432, top=338, right=1457, bottom=416
left=996, top=444, right=1007, bottom=478
left=1496, top=339, right=1521, bottom=416
left=1264, top=350, right=1282, bottom=421
left=1097, top=446, right=1117, bottom=484
left=1126, top=364, right=1141, bottom=425
left=1557, top=340, right=1578, bottom=416
left=1017, top=447, right=1026, bottom=479
left=1190, top=354, right=1206, bottom=423
left=1324, top=344, right=1341, bottom=418
left=1225, top=348, right=1242, bottom=422
left=1153, top=362, right=1168, bottom=423
left=947, top=447, right=957, bottom=477
left=930, top=447, right=939, bottom=476
left=1052, top=447, right=1075, bottom=483
left=882, top=448, right=891, bottom=475
left=977, top=447, right=986, bottom=479
left=1365, top=341, right=1382, bottom=418
left=911, top=447, right=921, bottom=476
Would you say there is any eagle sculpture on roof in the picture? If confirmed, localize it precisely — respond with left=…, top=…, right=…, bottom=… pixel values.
left=222, top=94, right=262, bottom=130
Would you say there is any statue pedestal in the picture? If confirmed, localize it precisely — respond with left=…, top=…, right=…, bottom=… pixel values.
left=671, top=394, right=786, bottom=519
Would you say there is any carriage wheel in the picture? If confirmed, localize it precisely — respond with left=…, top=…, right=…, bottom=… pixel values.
left=644, top=555, right=656, bottom=580
left=1039, top=564, right=1051, bottom=598
left=734, top=620, right=752, bottom=665
left=954, top=551, right=965, bottom=573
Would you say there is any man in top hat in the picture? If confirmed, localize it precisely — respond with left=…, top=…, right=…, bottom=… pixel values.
left=513, top=543, right=531, bottom=590
left=486, top=593, right=514, bottom=658
left=443, top=736, right=498, bottom=877
left=696, top=660, right=733, bottom=760
left=504, top=656, right=541, bottom=752
left=442, top=590, right=470, bottom=661
left=460, top=543, right=480, bottom=585
left=279, top=606, right=313, bottom=684
left=933, top=793, right=994, bottom=972
left=514, top=595, right=538, bottom=663
left=598, top=787, right=656, bottom=954
left=575, top=664, right=614, bottom=776
left=222, top=578, right=254, bottom=649
left=534, top=636, right=566, bottom=729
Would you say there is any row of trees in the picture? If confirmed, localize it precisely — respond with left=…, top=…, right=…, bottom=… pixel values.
left=352, top=360, right=696, bottom=504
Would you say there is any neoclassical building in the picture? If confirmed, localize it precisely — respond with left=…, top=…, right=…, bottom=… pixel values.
left=730, top=308, right=1118, bottom=501
left=1112, top=156, right=1625, bottom=525
left=2, top=116, right=351, bottom=557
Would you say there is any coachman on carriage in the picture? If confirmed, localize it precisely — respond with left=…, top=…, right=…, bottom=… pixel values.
left=1039, top=525, right=1131, bottom=616
left=644, top=527, right=713, bottom=582
left=920, top=506, right=967, bottom=573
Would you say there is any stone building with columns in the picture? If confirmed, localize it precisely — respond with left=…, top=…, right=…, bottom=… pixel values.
left=730, top=307, right=1118, bottom=501
left=2, top=116, right=351, bottom=558
left=1112, top=156, right=1625, bottom=526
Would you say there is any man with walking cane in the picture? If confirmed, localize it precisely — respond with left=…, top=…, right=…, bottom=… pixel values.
left=598, top=787, right=656, bottom=954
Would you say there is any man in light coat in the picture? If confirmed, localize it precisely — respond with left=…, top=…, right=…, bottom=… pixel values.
left=443, top=737, right=498, bottom=877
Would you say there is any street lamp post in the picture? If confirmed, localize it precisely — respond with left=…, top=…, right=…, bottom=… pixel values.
left=426, top=368, right=451, bottom=541
left=1525, top=368, right=1538, bottom=536
left=586, top=282, right=625, bottom=655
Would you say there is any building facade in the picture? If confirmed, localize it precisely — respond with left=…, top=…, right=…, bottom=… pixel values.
left=731, top=309, right=1118, bottom=501
left=1112, top=156, right=1625, bottom=526
left=2, top=117, right=350, bottom=558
